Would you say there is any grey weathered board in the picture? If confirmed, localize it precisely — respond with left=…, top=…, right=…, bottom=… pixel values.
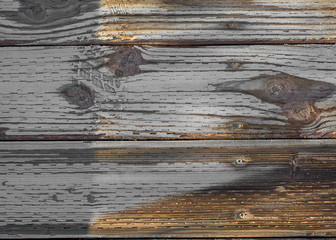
left=1, top=0, right=336, bottom=45
left=1, top=0, right=336, bottom=238
left=0, top=140, right=335, bottom=238
left=1, top=45, right=336, bottom=140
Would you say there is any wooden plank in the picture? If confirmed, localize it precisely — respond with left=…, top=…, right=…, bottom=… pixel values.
left=1, top=44, right=336, bottom=140
left=1, top=0, right=336, bottom=45
left=0, top=140, right=335, bottom=238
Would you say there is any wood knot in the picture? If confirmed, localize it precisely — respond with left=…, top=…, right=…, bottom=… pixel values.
left=226, top=60, right=242, bottom=70
left=61, top=83, right=94, bottom=109
left=261, top=74, right=335, bottom=124
left=232, top=122, right=244, bottom=129
left=212, top=73, right=336, bottom=125
left=226, top=22, right=241, bottom=30
left=112, top=48, right=146, bottom=77
left=22, top=2, right=47, bottom=22
left=284, top=101, right=320, bottom=124
left=265, top=78, right=296, bottom=101
left=4, top=0, right=86, bottom=26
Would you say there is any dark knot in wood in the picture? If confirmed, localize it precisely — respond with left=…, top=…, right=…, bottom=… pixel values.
left=95, top=48, right=146, bottom=77
left=265, top=78, right=296, bottom=101
left=111, top=49, right=146, bottom=77
left=61, top=83, right=94, bottom=109
left=22, top=2, right=47, bottom=22
left=283, top=101, right=320, bottom=124
left=4, top=0, right=94, bottom=26
left=226, top=22, right=241, bottom=30
left=212, top=73, right=336, bottom=124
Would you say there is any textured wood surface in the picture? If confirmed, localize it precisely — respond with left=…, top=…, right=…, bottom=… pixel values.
left=1, top=0, right=336, bottom=238
left=1, top=0, right=336, bottom=45
left=0, top=140, right=335, bottom=238
left=1, top=45, right=336, bottom=140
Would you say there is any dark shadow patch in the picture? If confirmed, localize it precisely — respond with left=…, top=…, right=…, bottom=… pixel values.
left=0, top=223, right=89, bottom=236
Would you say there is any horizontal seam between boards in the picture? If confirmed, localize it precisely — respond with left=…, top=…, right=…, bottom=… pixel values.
left=1, top=138, right=336, bottom=142
left=1, top=42, right=336, bottom=48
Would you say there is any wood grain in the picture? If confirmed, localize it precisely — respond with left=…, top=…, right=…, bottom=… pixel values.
left=0, top=140, right=335, bottom=238
left=1, top=0, right=336, bottom=45
left=1, top=45, right=336, bottom=140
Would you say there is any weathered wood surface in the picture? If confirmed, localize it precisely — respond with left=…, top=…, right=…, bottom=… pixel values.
left=1, top=45, right=336, bottom=140
left=0, top=140, right=335, bottom=238
left=1, top=0, right=336, bottom=45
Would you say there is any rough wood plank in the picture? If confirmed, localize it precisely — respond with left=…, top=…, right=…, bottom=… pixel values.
left=1, top=0, right=336, bottom=45
left=1, top=45, right=336, bottom=140
left=0, top=140, right=335, bottom=238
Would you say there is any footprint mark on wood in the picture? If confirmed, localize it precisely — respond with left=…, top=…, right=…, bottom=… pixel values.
left=213, top=73, right=336, bottom=124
